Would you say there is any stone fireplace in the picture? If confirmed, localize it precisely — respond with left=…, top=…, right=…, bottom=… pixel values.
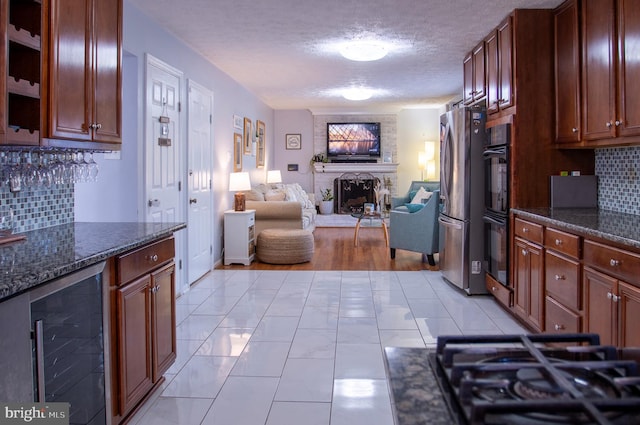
left=335, top=173, right=379, bottom=214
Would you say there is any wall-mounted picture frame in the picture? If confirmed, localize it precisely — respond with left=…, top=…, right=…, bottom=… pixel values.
left=233, top=115, right=243, bottom=129
left=233, top=133, right=243, bottom=171
left=243, top=117, right=252, bottom=155
left=256, top=120, right=265, bottom=168
left=286, top=133, right=301, bottom=150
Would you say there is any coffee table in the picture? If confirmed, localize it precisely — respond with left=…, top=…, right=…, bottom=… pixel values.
left=351, top=212, right=389, bottom=247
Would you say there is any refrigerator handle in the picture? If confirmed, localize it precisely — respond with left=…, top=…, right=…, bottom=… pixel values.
left=441, top=122, right=452, bottom=202
left=438, top=215, right=463, bottom=230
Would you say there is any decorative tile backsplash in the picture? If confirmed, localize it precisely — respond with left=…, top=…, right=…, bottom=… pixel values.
left=0, top=184, right=74, bottom=233
left=595, top=146, right=640, bottom=215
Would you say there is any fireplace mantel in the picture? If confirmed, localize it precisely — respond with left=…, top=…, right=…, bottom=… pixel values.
left=313, top=163, right=398, bottom=174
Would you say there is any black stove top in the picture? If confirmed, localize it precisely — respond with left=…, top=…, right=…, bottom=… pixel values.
left=429, top=334, right=640, bottom=425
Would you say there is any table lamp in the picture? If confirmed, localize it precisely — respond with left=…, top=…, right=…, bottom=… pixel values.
left=229, top=172, right=251, bottom=211
left=267, top=170, right=282, bottom=188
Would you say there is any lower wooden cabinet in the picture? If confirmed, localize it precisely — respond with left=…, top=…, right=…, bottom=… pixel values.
left=111, top=237, right=176, bottom=424
left=545, top=295, right=581, bottom=334
left=513, top=236, right=544, bottom=331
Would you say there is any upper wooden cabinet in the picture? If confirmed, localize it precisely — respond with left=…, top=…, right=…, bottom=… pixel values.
left=486, top=16, right=513, bottom=115
left=463, top=41, right=485, bottom=105
left=580, top=0, right=640, bottom=145
left=46, top=0, right=122, bottom=149
left=554, top=0, right=581, bottom=144
left=2, top=0, right=44, bottom=146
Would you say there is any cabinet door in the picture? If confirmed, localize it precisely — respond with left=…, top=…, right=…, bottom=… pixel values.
left=485, top=31, right=499, bottom=114
left=616, top=0, right=640, bottom=138
left=497, top=16, right=513, bottom=111
left=48, top=0, right=92, bottom=141
left=472, top=42, right=486, bottom=101
left=554, top=0, right=581, bottom=143
left=513, top=237, right=529, bottom=320
left=581, top=0, right=616, bottom=141
left=545, top=296, right=581, bottom=334
left=583, top=267, right=616, bottom=346
left=618, top=281, right=640, bottom=348
left=92, top=0, right=121, bottom=144
left=151, top=263, right=176, bottom=381
left=513, top=237, right=543, bottom=331
left=117, top=275, right=153, bottom=415
left=463, top=52, right=473, bottom=105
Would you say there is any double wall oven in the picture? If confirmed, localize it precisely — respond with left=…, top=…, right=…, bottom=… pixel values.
left=483, top=122, right=510, bottom=286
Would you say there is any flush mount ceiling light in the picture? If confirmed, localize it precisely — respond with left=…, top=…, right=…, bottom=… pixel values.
left=339, top=40, right=388, bottom=61
left=342, top=87, right=373, bottom=101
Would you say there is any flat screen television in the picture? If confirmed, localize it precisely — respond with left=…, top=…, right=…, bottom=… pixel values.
left=327, top=122, right=381, bottom=158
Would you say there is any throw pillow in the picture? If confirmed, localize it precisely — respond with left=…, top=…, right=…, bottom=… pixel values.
left=264, top=189, right=286, bottom=201
left=284, top=183, right=314, bottom=209
left=245, top=189, right=265, bottom=201
left=410, top=187, right=432, bottom=204
left=404, top=203, right=425, bottom=213
left=408, top=190, right=418, bottom=201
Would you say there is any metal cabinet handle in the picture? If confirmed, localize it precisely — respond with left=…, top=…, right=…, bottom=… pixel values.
left=606, top=121, right=613, bottom=128
left=610, top=259, right=620, bottom=267
left=555, top=239, right=562, bottom=246
left=491, top=286, right=497, bottom=292
left=34, top=320, right=46, bottom=402
left=572, top=127, right=578, bottom=133
left=615, top=120, right=621, bottom=126
left=522, top=227, right=529, bottom=233
left=607, top=291, right=613, bottom=300
left=554, top=324, right=565, bottom=331
left=554, top=274, right=565, bottom=281
left=521, top=249, right=527, bottom=256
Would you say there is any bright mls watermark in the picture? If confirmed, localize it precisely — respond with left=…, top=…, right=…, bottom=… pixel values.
left=0, top=403, right=69, bottom=425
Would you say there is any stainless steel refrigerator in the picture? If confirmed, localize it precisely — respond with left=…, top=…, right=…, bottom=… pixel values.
left=438, top=106, right=487, bottom=294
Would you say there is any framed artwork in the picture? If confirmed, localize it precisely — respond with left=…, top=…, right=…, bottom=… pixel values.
left=243, top=117, right=252, bottom=154
left=233, top=115, right=243, bottom=129
left=233, top=133, right=243, bottom=171
left=256, top=120, right=265, bottom=167
left=286, top=133, right=301, bottom=150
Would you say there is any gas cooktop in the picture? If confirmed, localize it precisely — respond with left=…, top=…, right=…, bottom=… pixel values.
left=429, top=334, right=640, bottom=425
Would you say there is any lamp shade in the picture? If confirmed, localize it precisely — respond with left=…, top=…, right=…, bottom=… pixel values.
left=266, top=170, right=282, bottom=184
left=229, top=172, right=251, bottom=192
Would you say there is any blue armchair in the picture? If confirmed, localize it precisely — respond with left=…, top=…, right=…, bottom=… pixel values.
left=389, top=186, right=440, bottom=266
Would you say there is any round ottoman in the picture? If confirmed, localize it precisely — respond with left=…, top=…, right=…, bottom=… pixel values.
left=257, top=228, right=314, bottom=264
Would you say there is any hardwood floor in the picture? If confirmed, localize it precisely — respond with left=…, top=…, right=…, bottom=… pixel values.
left=216, top=227, right=440, bottom=271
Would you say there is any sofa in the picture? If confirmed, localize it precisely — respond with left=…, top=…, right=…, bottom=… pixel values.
left=245, top=183, right=316, bottom=235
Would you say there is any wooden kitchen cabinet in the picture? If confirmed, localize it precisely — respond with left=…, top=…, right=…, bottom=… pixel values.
left=112, top=237, right=176, bottom=423
left=485, top=16, right=513, bottom=115
left=513, top=218, right=544, bottom=332
left=581, top=0, right=640, bottom=144
left=2, top=0, right=44, bottom=146
left=583, top=239, right=640, bottom=347
left=463, top=41, right=485, bottom=105
left=46, top=0, right=122, bottom=149
left=554, top=0, right=581, bottom=144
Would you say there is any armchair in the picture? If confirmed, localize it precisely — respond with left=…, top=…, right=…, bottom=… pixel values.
left=389, top=189, right=440, bottom=266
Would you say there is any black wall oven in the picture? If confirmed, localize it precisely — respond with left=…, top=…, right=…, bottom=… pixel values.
left=483, top=123, right=510, bottom=286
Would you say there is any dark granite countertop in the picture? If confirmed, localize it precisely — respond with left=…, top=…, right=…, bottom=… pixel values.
left=0, top=222, right=186, bottom=301
left=511, top=208, right=640, bottom=250
left=384, top=347, right=453, bottom=425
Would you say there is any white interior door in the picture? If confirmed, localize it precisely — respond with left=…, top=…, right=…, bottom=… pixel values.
left=144, top=55, right=185, bottom=292
left=187, top=80, right=213, bottom=284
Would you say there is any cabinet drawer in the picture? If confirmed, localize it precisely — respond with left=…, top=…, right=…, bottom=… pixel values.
left=545, top=296, right=581, bottom=333
left=486, top=274, right=512, bottom=308
left=545, top=250, right=581, bottom=311
left=583, top=240, right=640, bottom=284
left=545, top=227, right=580, bottom=259
left=117, top=237, right=175, bottom=284
left=514, top=218, right=543, bottom=244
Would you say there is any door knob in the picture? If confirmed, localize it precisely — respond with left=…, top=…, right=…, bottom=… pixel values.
left=148, top=199, right=159, bottom=207
left=189, top=198, right=197, bottom=204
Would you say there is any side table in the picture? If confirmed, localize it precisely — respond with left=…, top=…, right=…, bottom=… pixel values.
left=352, top=212, right=389, bottom=247
left=224, top=209, right=256, bottom=265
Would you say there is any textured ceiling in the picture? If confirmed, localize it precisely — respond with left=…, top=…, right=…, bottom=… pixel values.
left=128, top=0, right=564, bottom=113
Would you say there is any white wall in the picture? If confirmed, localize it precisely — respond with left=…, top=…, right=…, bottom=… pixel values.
left=397, top=108, right=441, bottom=193
left=273, top=110, right=314, bottom=192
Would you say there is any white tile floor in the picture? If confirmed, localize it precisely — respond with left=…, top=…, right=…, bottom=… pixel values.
left=129, top=270, right=527, bottom=425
